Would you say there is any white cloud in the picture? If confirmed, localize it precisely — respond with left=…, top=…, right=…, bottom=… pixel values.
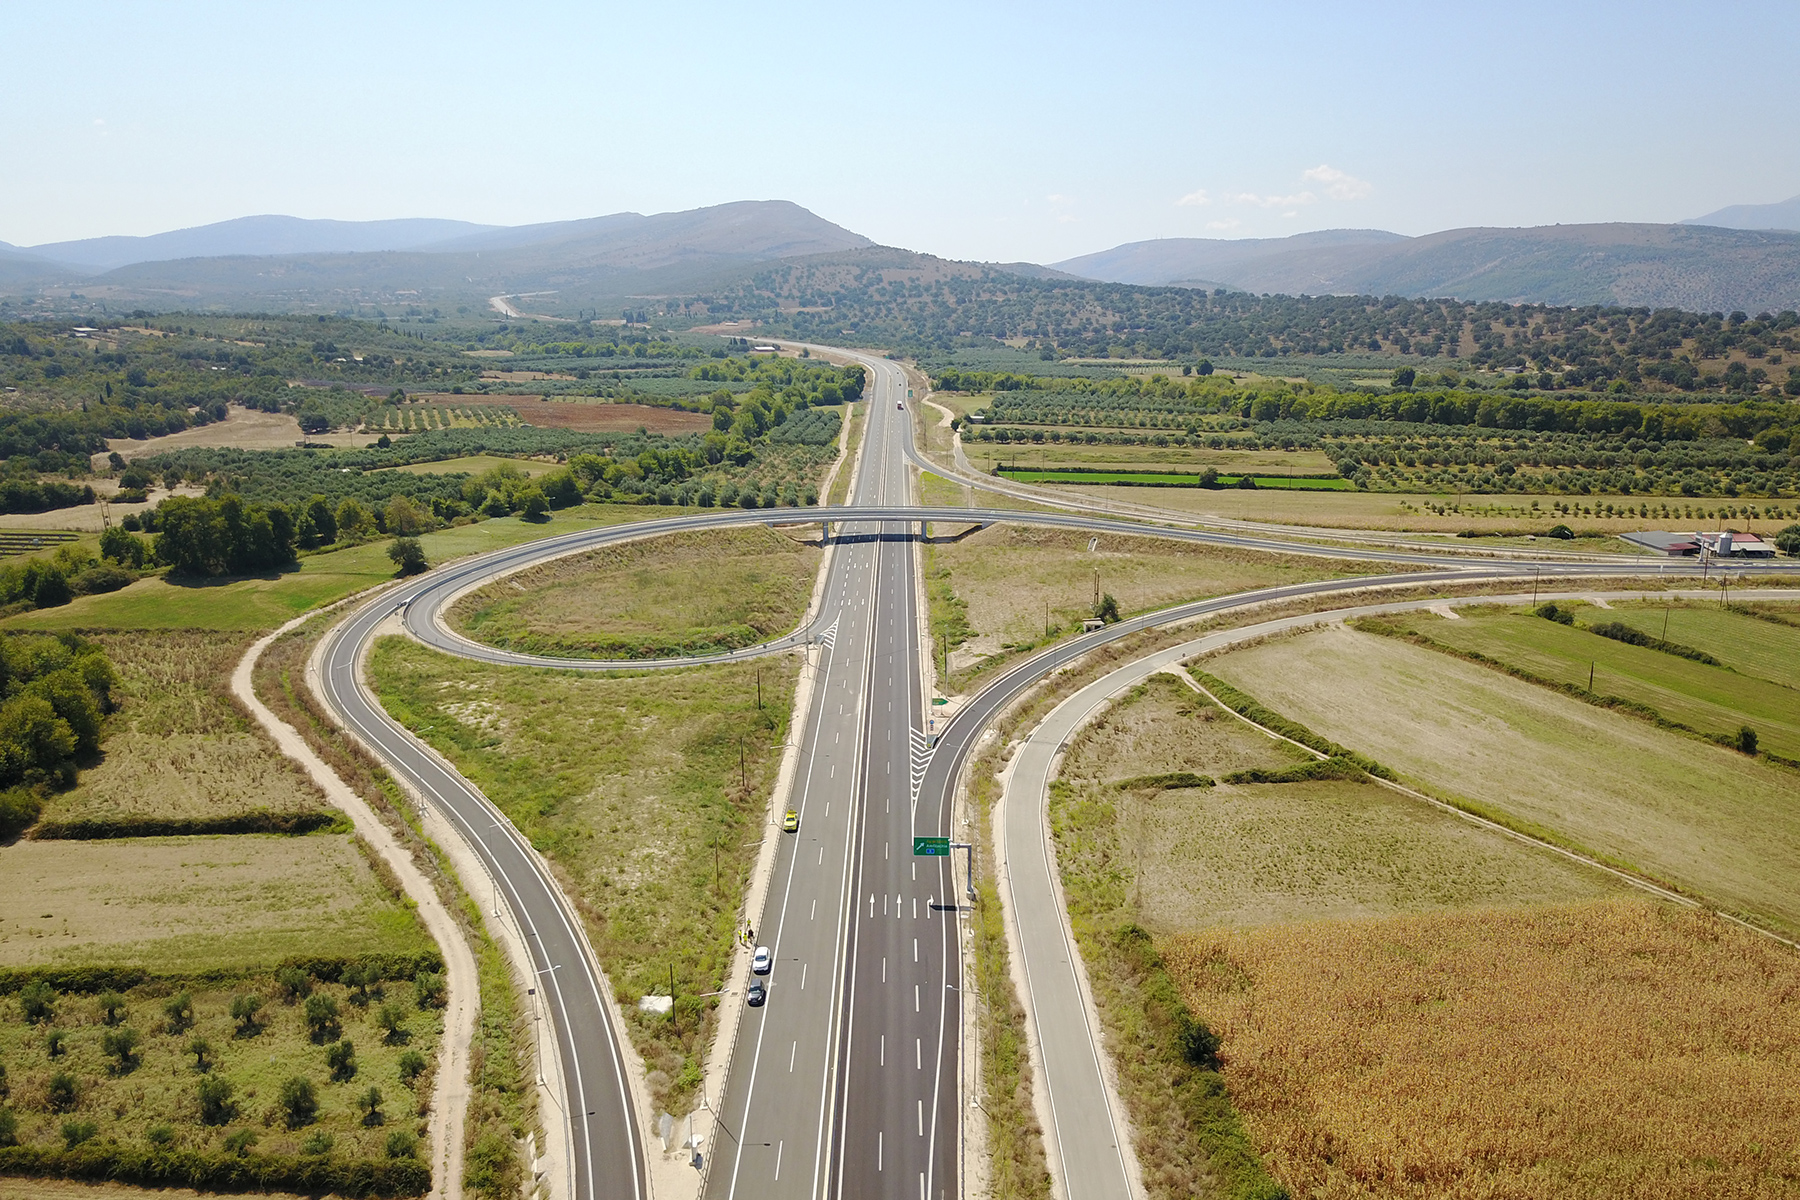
left=1301, top=163, right=1372, bottom=201
left=1177, top=165, right=1371, bottom=212
left=1205, top=218, right=1240, bottom=231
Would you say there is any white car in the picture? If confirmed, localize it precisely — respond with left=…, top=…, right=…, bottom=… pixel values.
left=896, top=400, right=904, bottom=410
left=752, top=945, right=772, bottom=975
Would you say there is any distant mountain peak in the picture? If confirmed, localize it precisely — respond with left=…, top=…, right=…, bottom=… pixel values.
left=1682, top=195, right=1800, bottom=233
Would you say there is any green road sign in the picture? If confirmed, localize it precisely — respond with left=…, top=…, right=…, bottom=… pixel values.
left=913, top=836, right=949, bottom=857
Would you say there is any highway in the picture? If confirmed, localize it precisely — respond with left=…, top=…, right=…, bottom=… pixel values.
left=311, top=342, right=1800, bottom=1200
left=701, top=357, right=960, bottom=1200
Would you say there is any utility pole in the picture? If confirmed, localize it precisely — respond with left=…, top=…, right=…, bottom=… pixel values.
left=756, top=667, right=762, bottom=710
left=1588, top=662, right=1595, bottom=693
left=1531, top=567, right=1540, bottom=608
left=739, top=739, right=747, bottom=790
left=1662, top=603, right=1671, bottom=643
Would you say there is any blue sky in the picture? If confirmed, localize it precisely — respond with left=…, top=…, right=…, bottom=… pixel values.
left=4, top=1, right=1797, bottom=263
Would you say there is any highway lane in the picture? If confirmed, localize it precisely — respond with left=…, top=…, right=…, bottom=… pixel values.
left=316, top=590, right=647, bottom=1200
left=703, top=356, right=960, bottom=1200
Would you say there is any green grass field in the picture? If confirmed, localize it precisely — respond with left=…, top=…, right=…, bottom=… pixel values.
left=998, top=468, right=1351, bottom=490
left=1585, top=600, right=1800, bottom=685
left=1411, top=605, right=1800, bottom=760
left=367, top=637, right=795, bottom=1114
left=1206, top=624, right=1800, bottom=935
left=2, top=504, right=691, bottom=632
left=375, top=454, right=558, bottom=477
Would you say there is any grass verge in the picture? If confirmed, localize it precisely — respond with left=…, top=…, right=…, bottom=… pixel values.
left=450, top=527, right=820, bottom=660
left=366, top=639, right=794, bottom=1116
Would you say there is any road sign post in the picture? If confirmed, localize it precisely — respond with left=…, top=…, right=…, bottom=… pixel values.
left=913, top=836, right=950, bottom=857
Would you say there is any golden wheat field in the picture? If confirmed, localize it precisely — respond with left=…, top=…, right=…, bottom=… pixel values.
left=1168, top=898, right=1800, bottom=1200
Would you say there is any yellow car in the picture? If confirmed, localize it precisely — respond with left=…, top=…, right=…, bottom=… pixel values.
left=782, top=809, right=799, bottom=833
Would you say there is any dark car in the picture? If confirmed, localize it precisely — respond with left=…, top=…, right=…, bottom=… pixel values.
left=747, top=980, right=767, bottom=1007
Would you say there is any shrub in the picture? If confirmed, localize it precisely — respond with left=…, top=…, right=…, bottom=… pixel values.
left=95, top=991, right=127, bottom=1026
left=278, top=1076, right=318, bottom=1128
left=61, top=1119, right=98, bottom=1148
left=187, top=1036, right=212, bottom=1070
left=44, top=1029, right=66, bottom=1057
left=1774, top=524, right=1800, bottom=555
left=197, top=1075, right=235, bottom=1125
left=0, top=1108, right=16, bottom=1147
left=18, top=981, right=56, bottom=1024
left=1094, top=592, right=1121, bottom=623
left=386, top=1127, right=419, bottom=1159
left=1546, top=523, right=1576, bottom=539
left=1588, top=620, right=1720, bottom=665
left=301, top=1130, right=336, bottom=1155
left=1738, top=726, right=1759, bottom=755
left=145, top=1123, right=175, bottom=1147
left=1534, top=602, right=1575, bottom=625
left=222, top=1127, right=259, bottom=1156
left=397, top=1050, right=426, bottom=1084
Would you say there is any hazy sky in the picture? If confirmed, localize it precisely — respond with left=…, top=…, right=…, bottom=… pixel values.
left=5, top=1, right=1798, bottom=263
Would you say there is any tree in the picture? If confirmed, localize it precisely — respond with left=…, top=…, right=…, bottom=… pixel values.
left=98, top=525, right=148, bottom=568
left=326, top=1038, right=357, bottom=1081
left=163, top=991, right=193, bottom=1033
left=335, top=497, right=375, bottom=543
left=101, top=1026, right=140, bottom=1071
left=414, top=971, right=445, bottom=1009
left=276, top=967, right=311, bottom=1002
left=1775, top=524, right=1800, bottom=556
left=376, top=1002, right=408, bottom=1044
left=18, top=981, right=54, bottom=1024
left=388, top=537, right=427, bottom=576
left=397, top=1050, right=427, bottom=1084
left=46, top=1072, right=78, bottom=1112
left=518, top=487, right=550, bottom=521
left=0, top=1108, right=17, bottom=1148
left=279, top=1076, right=318, bottom=1127
left=358, top=1085, right=384, bottom=1125
left=230, top=992, right=264, bottom=1034
left=187, top=1036, right=213, bottom=1070
left=383, top=494, right=434, bottom=537
left=96, top=991, right=127, bottom=1025
left=1391, top=366, right=1416, bottom=388
left=303, top=993, right=340, bottom=1041
left=1094, top=593, right=1121, bottom=623
left=197, top=1075, right=235, bottom=1125
left=1738, top=726, right=1759, bottom=755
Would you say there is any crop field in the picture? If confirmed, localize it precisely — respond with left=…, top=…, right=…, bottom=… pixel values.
left=3, top=504, right=688, bottom=632
left=998, top=468, right=1351, bottom=490
left=958, top=437, right=1338, bottom=477
left=924, top=525, right=1371, bottom=681
left=0, top=965, right=442, bottom=1169
left=403, top=393, right=715, bottom=435
left=1401, top=604, right=1800, bottom=759
left=34, top=632, right=333, bottom=837
left=377, top=453, right=560, bottom=477
left=363, top=403, right=519, bottom=432
left=1205, top=624, right=1800, bottom=934
left=450, top=527, right=821, bottom=660
left=367, top=639, right=795, bottom=1113
left=1169, top=899, right=1800, bottom=1200
left=0, top=834, right=431, bottom=974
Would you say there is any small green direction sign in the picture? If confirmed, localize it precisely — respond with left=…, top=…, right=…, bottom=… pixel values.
left=913, top=836, right=950, bottom=857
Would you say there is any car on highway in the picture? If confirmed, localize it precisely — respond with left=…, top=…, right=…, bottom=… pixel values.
left=782, top=808, right=799, bottom=832
left=752, top=945, right=771, bottom=974
left=896, top=400, right=904, bottom=409
left=746, top=979, right=767, bottom=1007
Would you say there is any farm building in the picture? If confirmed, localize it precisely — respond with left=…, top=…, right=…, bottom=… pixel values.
left=1620, top=530, right=1776, bottom=557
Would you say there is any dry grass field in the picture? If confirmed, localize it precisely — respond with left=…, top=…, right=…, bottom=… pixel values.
left=32, top=632, right=333, bottom=836
left=450, top=527, right=822, bottom=659
left=1168, top=899, right=1800, bottom=1200
left=926, top=525, right=1368, bottom=671
left=0, top=965, right=442, bottom=1165
left=0, top=834, right=431, bottom=973
left=966, top=441, right=1338, bottom=477
left=1204, top=624, right=1800, bottom=935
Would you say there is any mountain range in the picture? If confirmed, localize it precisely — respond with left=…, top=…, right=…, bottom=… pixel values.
left=4, top=195, right=1800, bottom=315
